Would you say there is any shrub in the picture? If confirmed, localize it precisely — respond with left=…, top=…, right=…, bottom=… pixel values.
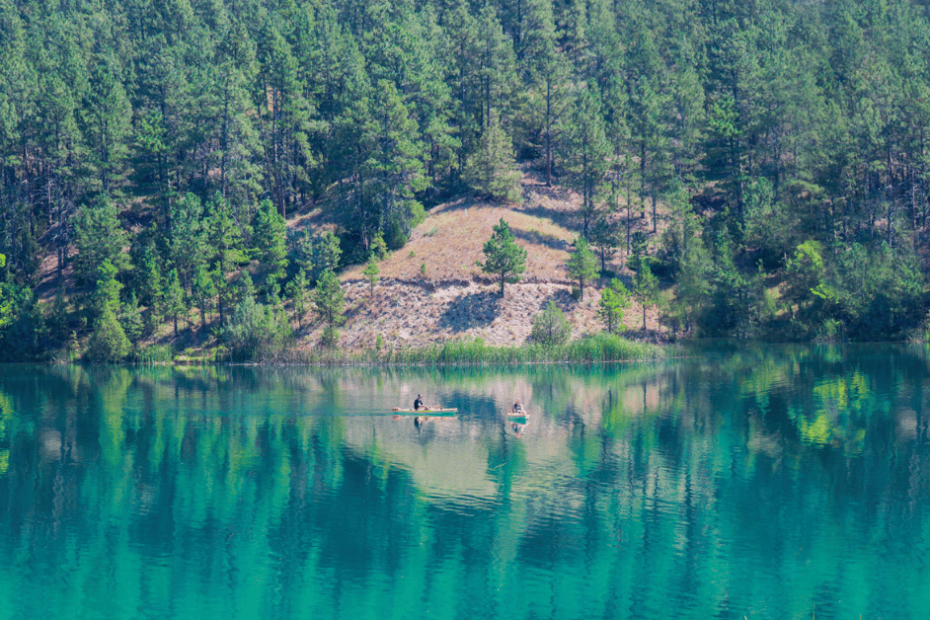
left=85, top=308, right=131, bottom=362
left=219, top=295, right=292, bottom=360
left=531, top=301, right=572, bottom=346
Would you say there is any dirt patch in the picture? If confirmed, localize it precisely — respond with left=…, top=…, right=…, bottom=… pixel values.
left=297, top=279, right=664, bottom=351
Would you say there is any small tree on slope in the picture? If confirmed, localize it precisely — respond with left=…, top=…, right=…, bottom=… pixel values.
left=479, top=219, right=527, bottom=297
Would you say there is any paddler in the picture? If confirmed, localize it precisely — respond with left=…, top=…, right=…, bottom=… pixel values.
left=511, top=398, right=524, bottom=414
left=414, top=394, right=425, bottom=411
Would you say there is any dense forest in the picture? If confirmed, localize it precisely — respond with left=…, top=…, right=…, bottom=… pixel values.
left=1, top=0, right=930, bottom=360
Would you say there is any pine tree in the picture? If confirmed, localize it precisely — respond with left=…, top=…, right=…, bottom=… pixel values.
left=521, top=0, right=570, bottom=187
left=120, top=292, right=144, bottom=343
left=313, top=268, right=345, bottom=347
left=310, top=231, right=342, bottom=282
left=598, top=279, right=631, bottom=334
left=92, top=259, right=122, bottom=320
left=362, top=255, right=380, bottom=296
left=192, top=264, right=216, bottom=330
left=251, top=198, right=288, bottom=288
left=73, top=200, right=127, bottom=287
left=589, top=214, right=619, bottom=273
left=563, top=85, right=610, bottom=237
left=567, top=236, right=598, bottom=301
left=632, top=264, right=660, bottom=331
left=478, top=219, right=528, bottom=296
left=162, top=268, right=185, bottom=337
left=167, top=193, right=206, bottom=292
left=82, top=56, right=132, bottom=197
left=370, top=231, right=389, bottom=261
left=463, top=110, right=521, bottom=202
left=284, top=268, right=310, bottom=330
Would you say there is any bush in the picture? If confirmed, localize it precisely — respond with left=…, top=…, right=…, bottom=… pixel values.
left=531, top=301, right=572, bottom=346
left=219, top=295, right=293, bottom=361
left=321, top=325, right=340, bottom=348
left=85, top=308, right=131, bottom=362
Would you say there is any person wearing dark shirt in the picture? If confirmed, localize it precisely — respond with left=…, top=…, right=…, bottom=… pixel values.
left=414, top=394, right=424, bottom=411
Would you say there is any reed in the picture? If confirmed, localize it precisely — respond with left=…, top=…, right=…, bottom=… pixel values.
left=260, top=334, right=663, bottom=366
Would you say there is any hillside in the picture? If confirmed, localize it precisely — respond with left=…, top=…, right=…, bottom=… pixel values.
left=327, top=173, right=665, bottom=351
left=2, top=0, right=930, bottom=362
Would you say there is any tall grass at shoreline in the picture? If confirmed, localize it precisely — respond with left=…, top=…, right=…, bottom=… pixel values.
left=206, top=333, right=664, bottom=365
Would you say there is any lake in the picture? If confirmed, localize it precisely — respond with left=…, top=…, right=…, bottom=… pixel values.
left=1, top=344, right=929, bottom=619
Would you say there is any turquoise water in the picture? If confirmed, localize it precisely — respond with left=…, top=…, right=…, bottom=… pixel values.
left=1, top=345, right=930, bottom=619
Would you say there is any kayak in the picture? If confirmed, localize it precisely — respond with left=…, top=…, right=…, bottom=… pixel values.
left=507, top=413, right=530, bottom=424
left=391, top=407, right=458, bottom=415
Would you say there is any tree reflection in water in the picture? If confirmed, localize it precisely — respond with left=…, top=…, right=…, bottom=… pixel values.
left=0, top=345, right=929, bottom=619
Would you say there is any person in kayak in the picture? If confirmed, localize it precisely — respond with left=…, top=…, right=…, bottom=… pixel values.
left=512, top=399, right=524, bottom=414
left=414, top=394, right=425, bottom=411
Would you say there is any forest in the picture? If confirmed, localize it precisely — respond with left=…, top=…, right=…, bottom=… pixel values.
left=1, top=0, right=930, bottom=361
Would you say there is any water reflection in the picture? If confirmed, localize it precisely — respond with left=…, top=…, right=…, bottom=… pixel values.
left=0, top=345, right=929, bottom=619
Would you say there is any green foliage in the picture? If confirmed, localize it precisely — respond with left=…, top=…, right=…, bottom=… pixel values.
left=598, top=279, right=631, bottom=334
left=320, top=325, right=340, bottom=349
left=567, top=237, right=598, bottom=301
left=220, top=295, right=293, bottom=361
left=632, top=265, right=660, bottom=331
left=284, top=269, right=310, bottom=330
left=162, top=269, right=186, bottom=337
left=389, top=334, right=660, bottom=365
left=86, top=308, right=131, bottom=363
left=478, top=219, right=527, bottom=296
left=3, top=0, right=930, bottom=349
left=73, top=201, right=126, bottom=287
left=313, top=269, right=345, bottom=328
left=590, top=215, right=620, bottom=273
left=310, top=231, right=342, bottom=283
left=120, top=293, right=144, bottom=343
left=531, top=301, right=572, bottom=346
left=363, top=257, right=380, bottom=295
left=251, top=199, right=289, bottom=288
left=463, top=110, right=521, bottom=202
left=370, top=232, right=390, bottom=262
left=92, top=259, right=122, bottom=319
left=192, top=264, right=217, bottom=329
left=168, top=193, right=207, bottom=290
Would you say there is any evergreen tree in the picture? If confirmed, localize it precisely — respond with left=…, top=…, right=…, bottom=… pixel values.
left=285, top=268, right=310, bottom=330
left=167, top=193, right=207, bottom=291
left=313, top=268, right=345, bottom=347
left=92, top=259, right=122, bottom=320
left=521, top=0, right=570, bottom=187
left=251, top=198, right=289, bottom=288
left=73, top=200, right=127, bottom=287
left=162, top=268, right=185, bottom=337
left=82, top=56, right=132, bottom=196
left=478, top=218, right=528, bottom=296
left=370, top=231, right=389, bottom=262
left=597, top=279, right=631, bottom=334
left=311, top=231, right=342, bottom=282
left=192, top=263, right=217, bottom=330
left=589, top=214, right=620, bottom=273
left=120, top=292, right=144, bottom=343
left=363, top=255, right=380, bottom=296
left=563, top=85, right=609, bottom=237
left=463, top=109, right=521, bottom=202
left=632, top=264, right=660, bottom=331
left=567, top=236, right=598, bottom=301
